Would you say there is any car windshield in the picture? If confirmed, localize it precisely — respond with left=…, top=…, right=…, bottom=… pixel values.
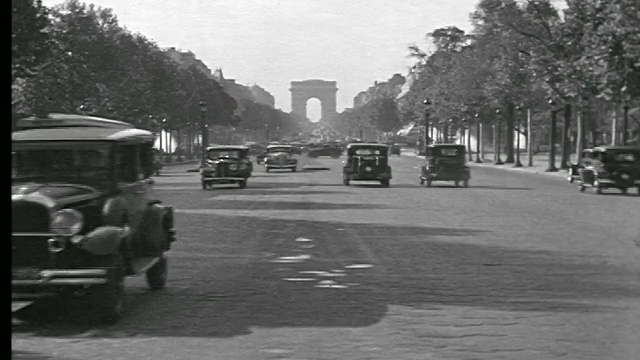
left=208, top=149, right=242, bottom=159
left=602, top=150, right=640, bottom=163
left=353, top=148, right=385, bottom=155
left=12, top=141, right=112, bottom=185
left=434, top=147, right=462, bottom=157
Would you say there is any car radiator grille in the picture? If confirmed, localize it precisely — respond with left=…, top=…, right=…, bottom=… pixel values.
left=12, top=200, right=51, bottom=268
left=217, top=163, right=229, bottom=177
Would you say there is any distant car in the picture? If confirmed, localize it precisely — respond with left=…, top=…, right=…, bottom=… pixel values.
left=12, top=113, right=176, bottom=324
left=420, top=144, right=470, bottom=187
left=568, top=148, right=593, bottom=183
left=385, top=142, right=401, bottom=156
left=200, top=145, right=253, bottom=189
left=265, top=145, right=298, bottom=172
left=289, top=142, right=304, bottom=155
left=576, top=145, right=640, bottom=195
left=307, top=143, right=343, bottom=158
left=342, top=143, right=392, bottom=187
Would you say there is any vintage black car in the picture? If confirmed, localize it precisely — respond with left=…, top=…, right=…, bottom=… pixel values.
left=307, top=143, right=343, bottom=158
left=576, top=145, right=640, bottom=195
left=200, top=145, right=253, bottom=189
left=342, top=143, right=392, bottom=187
left=12, top=113, right=176, bottom=323
left=567, top=148, right=593, bottom=183
left=265, top=144, right=298, bottom=172
left=384, top=142, right=401, bottom=156
left=420, top=144, right=470, bottom=187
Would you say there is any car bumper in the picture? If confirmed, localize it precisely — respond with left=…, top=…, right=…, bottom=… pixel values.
left=12, top=268, right=113, bottom=300
left=350, top=173, right=391, bottom=180
left=266, top=164, right=297, bottom=168
left=202, top=176, right=246, bottom=182
left=595, top=178, right=636, bottom=187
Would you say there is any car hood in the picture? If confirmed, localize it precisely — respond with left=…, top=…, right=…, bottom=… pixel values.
left=11, top=182, right=101, bottom=209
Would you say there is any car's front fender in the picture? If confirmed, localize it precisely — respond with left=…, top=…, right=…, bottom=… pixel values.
left=80, top=225, right=126, bottom=256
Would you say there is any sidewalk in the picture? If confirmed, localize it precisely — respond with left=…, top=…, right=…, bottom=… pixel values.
left=403, top=148, right=574, bottom=180
left=468, top=153, right=571, bottom=180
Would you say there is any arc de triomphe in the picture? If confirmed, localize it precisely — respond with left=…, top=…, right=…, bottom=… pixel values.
left=290, top=80, right=338, bottom=120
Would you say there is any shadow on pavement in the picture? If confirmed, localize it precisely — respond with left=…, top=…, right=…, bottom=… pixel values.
left=201, top=200, right=389, bottom=210
left=14, top=215, right=639, bottom=339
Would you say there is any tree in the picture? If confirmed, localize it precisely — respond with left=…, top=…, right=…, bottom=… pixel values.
left=372, top=98, right=402, bottom=133
left=12, top=0, right=50, bottom=84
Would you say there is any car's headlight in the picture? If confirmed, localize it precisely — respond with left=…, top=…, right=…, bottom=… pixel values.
left=229, top=164, right=238, bottom=171
left=51, top=209, right=84, bottom=236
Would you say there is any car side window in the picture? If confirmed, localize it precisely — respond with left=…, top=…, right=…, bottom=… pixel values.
left=115, top=144, right=140, bottom=183
left=139, top=143, right=154, bottom=179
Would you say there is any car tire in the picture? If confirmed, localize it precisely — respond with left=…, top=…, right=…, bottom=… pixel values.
left=454, top=181, right=460, bottom=187
left=266, top=167, right=270, bottom=173
left=426, top=180, right=432, bottom=188
left=463, top=179, right=469, bottom=188
left=146, top=255, right=167, bottom=291
left=579, top=185, right=586, bottom=192
left=620, top=187, right=627, bottom=194
left=292, top=168, right=297, bottom=172
left=92, top=253, right=125, bottom=324
left=381, top=180, right=390, bottom=188
left=420, top=178, right=424, bottom=185
left=596, top=186, right=603, bottom=194
left=238, top=179, right=247, bottom=189
left=201, top=182, right=207, bottom=190
left=568, top=176, right=574, bottom=183
left=343, top=178, right=350, bottom=186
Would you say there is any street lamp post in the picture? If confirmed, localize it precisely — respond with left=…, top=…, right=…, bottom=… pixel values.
left=475, top=113, right=483, bottom=163
left=495, top=109, right=504, bottom=165
left=546, top=99, right=559, bottom=172
left=622, top=91, right=630, bottom=145
left=359, top=122, right=363, bottom=140
left=514, top=104, right=523, bottom=167
left=464, top=118, right=472, bottom=161
left=423, top=98, right=431, bottom=154
left=199, top=101, right=208, bottom=165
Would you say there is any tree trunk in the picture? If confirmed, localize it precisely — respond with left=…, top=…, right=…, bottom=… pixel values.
left=505, top=102, right=515, bottom=163
left=611, top=108, right=617, bottom=145
left=560, top=103, right=571, bottom=169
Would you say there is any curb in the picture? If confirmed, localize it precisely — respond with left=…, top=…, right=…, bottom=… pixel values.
left=161, top=160, right=198, bottom=167
left=467, top=162, right=569, bottom=179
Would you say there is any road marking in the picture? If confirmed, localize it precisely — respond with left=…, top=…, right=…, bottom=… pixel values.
left=282, top=278, right=317, bottom=282
left=295, top=237, right=313, bottom=242
left=344, top=264, right=374, bottom=269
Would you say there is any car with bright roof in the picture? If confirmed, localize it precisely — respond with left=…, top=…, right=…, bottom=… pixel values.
left=200, top=145, right=253, bottom=189
left=265, top=144, right=298, bottom=172
left=342, top=143, right=392, bottom=187
left=12, top=113, right=176, bottom=323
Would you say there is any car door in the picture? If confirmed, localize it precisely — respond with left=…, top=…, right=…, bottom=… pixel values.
left=114, top=142, right=151, bottom=239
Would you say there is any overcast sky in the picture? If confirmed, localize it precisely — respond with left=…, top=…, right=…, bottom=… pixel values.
left=43, top=0, right=564, bottom=121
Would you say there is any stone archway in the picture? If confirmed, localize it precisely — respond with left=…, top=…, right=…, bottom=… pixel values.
left=290, top=80, right=338, bottom=121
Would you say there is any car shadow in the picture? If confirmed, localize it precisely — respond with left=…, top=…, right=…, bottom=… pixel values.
left=13, top=216, right=639, bottom=339
left=201, top=200, right=389, bottom=210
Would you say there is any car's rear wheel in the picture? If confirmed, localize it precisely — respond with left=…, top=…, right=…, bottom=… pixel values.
left=292, top=167, right=297, bottom=172
left=201, top=182, right=207, bottom=190
left=463, top=179, right=469, bottom=188
left=620, top=187, right=628, bottom=194
left=426, top=180, right=432, bottom=188
left=579, top=185, right=586, bottom=192
left=381, top=179, right=390, bottom=188
left=420, top=178, right=424, bottom=185
left=454, top=181, right=460, bottom=187
left=146, top=255, right=167, bottom=291
left=266, top=167, right=271, bottom=173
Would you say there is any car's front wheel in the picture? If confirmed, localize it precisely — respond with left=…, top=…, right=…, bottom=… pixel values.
left=238, top=179, right=247, bottom=189
left=381, top=179, right=390, bottom=188
left=91, top=254, right=126, bottom=324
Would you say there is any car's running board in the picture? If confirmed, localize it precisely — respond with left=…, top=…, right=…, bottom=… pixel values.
left=131, top=256, right=160, bottom=275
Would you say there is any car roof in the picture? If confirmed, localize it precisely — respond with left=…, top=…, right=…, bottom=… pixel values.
left=267, top=144, right=292, bottom=148
left=206, top=145, right=248, bottom=150
left=12, top=113, right=154, bottom=142
left=593, top=145, right=640, bottom=151
left=346, top=143, right=389, bottom=149
left=428, top=144, right=465, bottom=148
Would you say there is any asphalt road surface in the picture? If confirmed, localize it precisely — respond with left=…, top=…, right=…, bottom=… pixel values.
left=12, top=152, right=640, bottom=360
